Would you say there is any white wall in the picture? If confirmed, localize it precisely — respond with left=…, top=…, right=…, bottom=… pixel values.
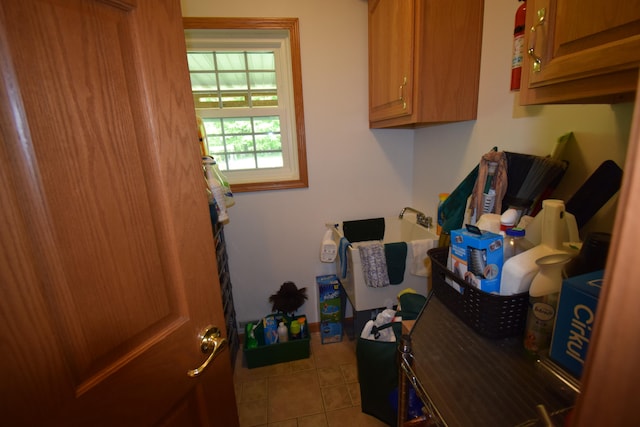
left=412, top=0, right=633, bottom=238
left=181, top=0, right=634, bottom=326
left=181, top=0, right=414, bottom=325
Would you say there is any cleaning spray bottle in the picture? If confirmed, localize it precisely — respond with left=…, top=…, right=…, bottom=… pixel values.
left=523, top=252, right=572, bottom=355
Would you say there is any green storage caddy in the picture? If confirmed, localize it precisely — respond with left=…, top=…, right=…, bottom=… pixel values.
left=244, top=314, right=310, bottom=369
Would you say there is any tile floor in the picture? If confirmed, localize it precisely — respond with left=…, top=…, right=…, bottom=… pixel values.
left=233, top=332, right=388, bottom=427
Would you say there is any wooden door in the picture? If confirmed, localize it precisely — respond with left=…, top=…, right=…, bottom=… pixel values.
left=368, top=0, right=415, bottom=123
left=0, top=0, right=238, bottom=426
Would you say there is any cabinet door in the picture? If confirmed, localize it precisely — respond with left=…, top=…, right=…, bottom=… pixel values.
left=520, top=0, right=640, bottom=104
left=369, top=0, right=415, bottom=122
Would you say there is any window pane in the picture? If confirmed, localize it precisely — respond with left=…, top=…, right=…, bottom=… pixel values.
left=247, top=52, right=275, bottom=70
left=187, top=52, right=215, bottom=71
left=228, top=153, right=257, bottom=170
left=207, top=135, right=225, bottom=155
left=253, top=116, right=280, bottom=133
left=255, top=134, right=281, bottom=151
left=218, top=72, right=248, bottom=91
left=216, top=52, right=245, bottom=70
left=223, top=118, right=253, bottom=134
left=251, top=92, right=278, bottom=106
left=190, top=73, right=217, bottom=91
left=249, top=71, right=276, bottom=90
left=203, top=118, right=223, bottom=135
left=257, top=152, right=284, bottom=168
left=226, top=135, right=255, bottom=152
left=220, top=93, right=249, bottom=108
left=215, top=155, right=229, bottom=171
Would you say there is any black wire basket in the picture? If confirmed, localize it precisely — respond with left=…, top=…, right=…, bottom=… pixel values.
left=428, top=247, right=529, bottom=339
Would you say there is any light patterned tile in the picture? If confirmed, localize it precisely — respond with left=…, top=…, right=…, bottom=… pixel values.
left=256, top=329, right=378, bottom=427
left=317, top=366, right=344, bottom=388
left=320, top=384, right=352, bottom=411
left=340, top=363, right=358, bottom=383
left=325, top=406, right=388, bottom=427
left=268, top=370, right=323, bottom=422
left=235, top=358, right=293, bottom=382
left=290, top=356, right=315, bottom=372
left=297, top=413, right=328, bottom=427
left=346, top=382, right=361, bottom=406
left=238, top=399, right=268, bottom=427
left=268, top=419, right=297, bottom=427
left=242, top=378, right=268, bottom=402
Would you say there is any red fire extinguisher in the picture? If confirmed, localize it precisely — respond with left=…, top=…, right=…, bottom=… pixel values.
left=510, top=0, right=527, bottom=91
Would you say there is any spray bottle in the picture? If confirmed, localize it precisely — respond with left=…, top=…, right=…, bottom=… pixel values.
left=523, top=252, right=572, bottom=355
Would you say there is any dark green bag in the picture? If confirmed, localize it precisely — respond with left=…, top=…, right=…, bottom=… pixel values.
left=356, top=322, right=403, bottom=427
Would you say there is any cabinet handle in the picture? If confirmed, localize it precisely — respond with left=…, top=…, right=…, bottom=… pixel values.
left=398, top=76, right=407, bottom=110
left=527, top=8, right=545, bottom=73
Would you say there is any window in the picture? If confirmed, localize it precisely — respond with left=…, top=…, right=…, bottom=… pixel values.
left=184, top=18, right=308, bottom=192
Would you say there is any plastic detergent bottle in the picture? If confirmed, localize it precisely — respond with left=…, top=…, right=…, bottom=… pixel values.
left=503, top=228, right=526, bottom=262
left=500, top=200, right=576, bottom=295
left=436, top=193, right=449, bottom=235
left=523, top=253, right=572, bottom=355
left=245, top=323, right=258, bottom=349
left=290, top=320, right=301, bottom=340
left=277, top=322, right=288, bottom=343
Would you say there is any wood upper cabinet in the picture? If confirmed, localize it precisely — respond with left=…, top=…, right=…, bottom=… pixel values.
left=519, top=0, right=640, bottom=105
left=368, top=0, right=484, bottom=128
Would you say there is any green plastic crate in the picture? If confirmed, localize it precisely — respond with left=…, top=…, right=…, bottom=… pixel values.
left=244, top=315, right=310, bottom=369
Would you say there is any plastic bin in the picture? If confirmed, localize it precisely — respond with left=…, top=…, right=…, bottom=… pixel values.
left=244, top=315, right=310, bottom=369
left=428, top=247, right=528, bottom=339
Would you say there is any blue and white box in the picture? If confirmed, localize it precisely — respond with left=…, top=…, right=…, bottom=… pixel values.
left=550, top=270, right=603, bottom=379
left=448, top=226, right=503, bottom=294
left=316, top=274, right=343, bottom=343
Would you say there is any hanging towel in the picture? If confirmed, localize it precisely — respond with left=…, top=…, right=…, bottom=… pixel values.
left=358, top=241, right=390, bottom=288
left=384, top=242, right=407, bottom=285
left=343, top=218, right=385, bottom=243
left=338, top=237, right=352, bottom=279
left=408, top=239, right=436, bottom=277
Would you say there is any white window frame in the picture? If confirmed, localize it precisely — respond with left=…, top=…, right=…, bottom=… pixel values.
left=183, top=18, right=308, bottom=192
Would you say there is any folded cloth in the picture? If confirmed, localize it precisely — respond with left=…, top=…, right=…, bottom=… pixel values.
left=338, top=237, right=351, bottom=279
left=343, top=218, right=385, bottom=243
left=408, top=239, right=436, bottom=276
left=384, top=242, right=407, bottom=285
left=358, top=241, right=389, bottom=288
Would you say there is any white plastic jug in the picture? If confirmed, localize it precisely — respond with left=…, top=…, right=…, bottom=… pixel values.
left=500, top=200, right=578, bottom=295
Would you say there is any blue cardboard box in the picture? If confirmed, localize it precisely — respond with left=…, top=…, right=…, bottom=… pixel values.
left=549, top=270, right=604, bottom=379
left=316, top=274, right=343, bottom=343
left=448, top=227, right=503, bottom=293
left=320, top=321, right=343, bottom=344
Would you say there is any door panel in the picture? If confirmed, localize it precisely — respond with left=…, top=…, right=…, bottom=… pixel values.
left=0, top=0, right=238, bottom=425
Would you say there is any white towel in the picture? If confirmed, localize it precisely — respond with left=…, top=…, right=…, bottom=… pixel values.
left=358, top=241, right=390, bottom=288
left=409, top=239, right=436, bottom=277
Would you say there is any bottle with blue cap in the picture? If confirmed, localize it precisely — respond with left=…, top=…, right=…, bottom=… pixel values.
left=504, top=227, right=526, bottom=262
